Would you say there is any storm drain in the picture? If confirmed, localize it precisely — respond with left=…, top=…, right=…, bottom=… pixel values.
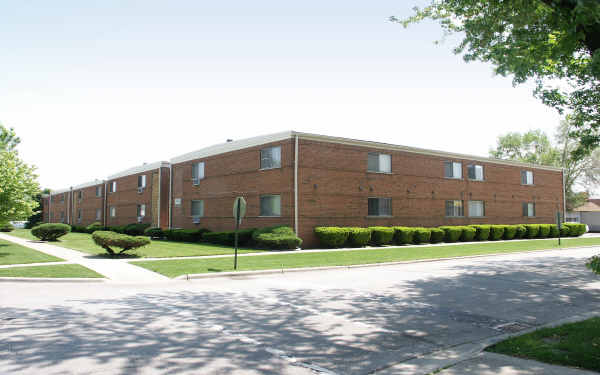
left=493, top=321, right=532, bottom=333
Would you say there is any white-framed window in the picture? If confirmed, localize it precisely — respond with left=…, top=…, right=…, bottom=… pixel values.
left=468, top=200, right=485, bottom=217
left=521, top=170, right=534, bottom=185
left=368, top=197, right=392, bottom=216
left=260, top=194, right=281, bottom=216
left=137, top=204, right=146, bottom=217
left=95, top=208, right=102, bottom=221
left=444, top=161, right=462, bottom=179
left=109, top=181, right=117, bottom=193
left=96, top=185, right=102, bottom=197
left=260, top=146, right=282, bottom=170
left=445, top=200, right=464, bottom=217
left=367, top=153, right=392, bottom=173
left=523, top=202, right=535, bottom=217
left=467, top=164, right=484, bottom=181
left=192, top=162, right=205, bottom=184
left=110, top=206, right=116, bottom=217
left=191, top=200, right=204, bottom=218
left=138, top=175, right=146, bottom=189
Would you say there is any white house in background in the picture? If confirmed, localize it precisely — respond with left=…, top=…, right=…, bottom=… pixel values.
left=569, top=199, right=600, bottom=232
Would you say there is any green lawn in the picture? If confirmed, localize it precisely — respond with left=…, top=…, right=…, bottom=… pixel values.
left=9, top=229, right=265, bottom=258
left=0, top=264, right=104, bottom=278
left=0, top=238, right=63, bottom=265
left=487, top=317, right=600, bottom=372
left=133, top=236, right=600, bottom=278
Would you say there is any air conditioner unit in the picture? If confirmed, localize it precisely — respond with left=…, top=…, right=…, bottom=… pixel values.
left=137, top=216, right=143, bottom=223
left=192, top=216, right=201, bottom=224
left=137, top=187, right=144, bottom=193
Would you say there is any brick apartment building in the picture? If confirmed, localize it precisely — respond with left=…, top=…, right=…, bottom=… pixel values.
left=43, top=131, right=565, bottom=248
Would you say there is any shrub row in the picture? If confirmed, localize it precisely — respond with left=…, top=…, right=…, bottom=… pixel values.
left=0, top=222, right=15, bottom=232
left=314, top=223, right=587, bottom=248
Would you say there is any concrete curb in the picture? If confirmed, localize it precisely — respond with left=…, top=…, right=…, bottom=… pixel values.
left=174, top=244, right=600, bottom=280
left=0, top=277, right=108, bottom=283
left=373, top=311, right=600, bottom=375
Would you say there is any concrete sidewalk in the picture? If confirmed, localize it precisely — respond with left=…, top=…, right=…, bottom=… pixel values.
left=0, top=233, right=168, bottom=282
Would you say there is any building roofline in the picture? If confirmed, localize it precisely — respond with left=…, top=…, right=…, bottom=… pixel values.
left=169, top=130, right=563, bottom=171
left=107, top=161, right=170, bottom=180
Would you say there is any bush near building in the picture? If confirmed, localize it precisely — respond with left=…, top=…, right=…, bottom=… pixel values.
left=314, top=223, right=586, bottom=248
left=0, top=222, right=15, bottom=232
left=31, top=223, right=71, bottom=241
left=92, top=231, right=150, bottom=256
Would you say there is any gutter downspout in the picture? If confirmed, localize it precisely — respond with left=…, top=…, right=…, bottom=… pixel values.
left=103, top=181, right=107, bottom=227
left=562, top=168, right=567, bottom=222
left=168, top=164, right=173, bottom=229
left=157, top=167, right=161, bottom=228
left=67, top=188, right=72, bottom=225
left=294, top=134, right=299, bottom=235
left=48, top=191, right=52, bottom=223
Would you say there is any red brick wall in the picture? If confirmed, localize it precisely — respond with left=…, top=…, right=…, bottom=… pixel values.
left=106, top=171, right=157, bottom=227
left=47, top=192, right=70, bottom=224
left=72, top=184, right=105, bottom=227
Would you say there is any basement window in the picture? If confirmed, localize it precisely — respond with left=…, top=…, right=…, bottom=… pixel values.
left=445, top=200, right=464, bottom=217
left=468, top=200, right=485, bottom=217
left=523, top=202, right=535, bottom=217
left=260, top=195, right=281, bottom=217
left=191, top=200, right=204, bottom=218
left=368, top=197, right=392, bottom=216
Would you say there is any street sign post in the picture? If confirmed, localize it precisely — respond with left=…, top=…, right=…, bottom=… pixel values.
left=557, top=211, right=562, bottom=247
left=233, top=197, right=247, bottom=270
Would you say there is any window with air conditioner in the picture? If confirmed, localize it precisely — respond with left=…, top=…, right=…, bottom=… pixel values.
left=192, top=162, right=205, bottom=185
left=368, top=197, right=392, bottom=216
left=444, top=162, right=462, bottom=179
left=260, top=146, right=281, bottom=170
left=137, top=204, right=146, bottom=217
left=110, top=206, right=116, bottom=217
left=367, top=153, right=392, bottom=173
left=445, top=200, right=464, bottom=217
left=260, top=195, right=281, bottom=216
left=191, top=200, right=204, bottom=222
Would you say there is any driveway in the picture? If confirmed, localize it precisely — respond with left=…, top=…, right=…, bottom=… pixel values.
left=1, top=247, right=599, bottom=374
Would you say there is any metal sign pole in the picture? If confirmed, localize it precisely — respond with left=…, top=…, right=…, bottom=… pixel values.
left=557, top=211, right=561, bottom=247
left=234, top=198, right=240, bottom=270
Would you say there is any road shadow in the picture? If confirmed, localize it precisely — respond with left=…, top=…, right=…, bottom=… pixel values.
left=1, top=253, right=599, bottom=374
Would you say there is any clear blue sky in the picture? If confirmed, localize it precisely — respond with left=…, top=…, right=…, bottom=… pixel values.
left=0, top=0, right=562, bottom=189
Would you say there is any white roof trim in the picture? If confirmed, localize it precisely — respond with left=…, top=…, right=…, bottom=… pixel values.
left=170, top=130, right=562, bottom=172
left=170, top=131, right=293, bottom=164
left=72, top=180, right=103, bottom=190
left=107, top=161, right=169, bottom=180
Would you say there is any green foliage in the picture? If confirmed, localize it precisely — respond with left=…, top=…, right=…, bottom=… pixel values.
left=252, top=226, right=301, bottom=250
left=429, top=228, right=445, bottom=243
left=470, top=225, right=491, bottom=241
left=503, top=225, right=517, bottom=240
left=525, top=224, right=540, bottom=239
left=314, top=227, right=350, bottom=248
left=489, top=225, right=505, bottom=241
left=92, top=230, right=150, bottom=256
left=393, top=226, right=414, bottom=245
left=0, top=150, right=40, bottom=223
left=515, top=225, right=527, bottom=239
left=586, top=255, right=600, bottom=275
left=164, top=228, right=209, bottom=243
left=71, top=225, right=87, bottom=233
left=438, top=226, right=462, bottom=242
left=346, top=227, right=372, bottom=247
left=368, top=227, right=395, bottom=246
left=397, top=1, right=600, bottom=156
left=0, top=123, right=20, bottom=151
left=202, top=229, right=255, bottom=246
left=123, top=223, right=151, bottom=236
left=560, top=225, right=571, bottom=237
left=549, top=224, right=560, bottom=237
left=144, top=227, right=164, bottom=239
left=0, top=222, right=15, bottom=232
left=460, top=226, right=477, bottom=242
left=412, top=227, right=431, bottom=244
left=564, top=223, right=587, bottom=236
left=31, top=223, right=71, bottom=241
left=538, top=224, right=552, bottom=238
left=86, top=222, right=104, bottom=233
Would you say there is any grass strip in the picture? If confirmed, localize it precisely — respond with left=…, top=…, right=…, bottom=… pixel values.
left=0, top=264, right=104, bottom=278
left=487, top=317, right=600, bottom=372
left=133, top=237, right=600, bottom=278
left=0, top=238, right=63, bottom=265
left=9, top=229, right=264, bottom=258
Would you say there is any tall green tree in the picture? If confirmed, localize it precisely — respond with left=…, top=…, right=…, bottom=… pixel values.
left=490, top=117, right=600, bottom=210
left=396, top=1, right=600, bottom=157
left=0, top=125, right=40, bottom=224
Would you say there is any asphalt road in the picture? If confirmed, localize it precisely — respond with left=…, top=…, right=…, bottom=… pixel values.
left=1, top=247, right=600, bottom=375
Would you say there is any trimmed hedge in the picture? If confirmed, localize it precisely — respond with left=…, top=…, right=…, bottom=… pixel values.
left=439, top=226, right=462, bottom=243
left=0, top=222, right=15, bottom=232
left=515, top=225, right=527, bottom=239
left=460, top=226, right=477, bottom=242
left=31, top=223, right=71, bottom=241
left=203, top=228, right=255, bottom=246
left=347, top=227, right=371, bottom=247
left=123, top=223, right=151, bottom=236
left=144, top=227, right=164, bottom=239
left=503, top=225, right=517, bottom=240
left=393, top=227, right=414, bottom=245
left=559, top=225, right=571, bottom=237
left=252, top=226, right=301, bottom=249
left=369, top=227, right=395, bottom=246
left=164, top=228, right=209, bottom=243
left=489, top=225, right=505, bottom=241
left=314, top=227, right=350, bottom=248
left=524, top=224, right=540, bottom=239
left=86, top=222, right=104, bottom=233
left=549, top=224, right=559, bottom=238
left=92, top=231, right=150, bottom=256
left=470, top=225, right=491, bottom=241
left=430, top=228, right=445, bottom=243
left=413, top=227, right=431, bottom=244
left=71, top=225, right=87, bottom=233
left=564, top=223, right=586, bottom=236
left=538, top=224, right=551, bottom=238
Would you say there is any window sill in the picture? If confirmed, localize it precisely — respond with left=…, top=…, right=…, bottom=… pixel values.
left=444, top=177, right=463, bottom=180
left=468, top=216, right=486, bottom=218
left=468, top=179, right=485, bottom=182
left=445, top=216, right=465, bottom=218
left=521, top=184, right=535, bottom=186
left=259, top=166, right=282, bottom=171
left=366, top=215, right=393, bottom=218
left=367, top=170, right=392, bottom=175
left=258, top=215, right=282, bottom=218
